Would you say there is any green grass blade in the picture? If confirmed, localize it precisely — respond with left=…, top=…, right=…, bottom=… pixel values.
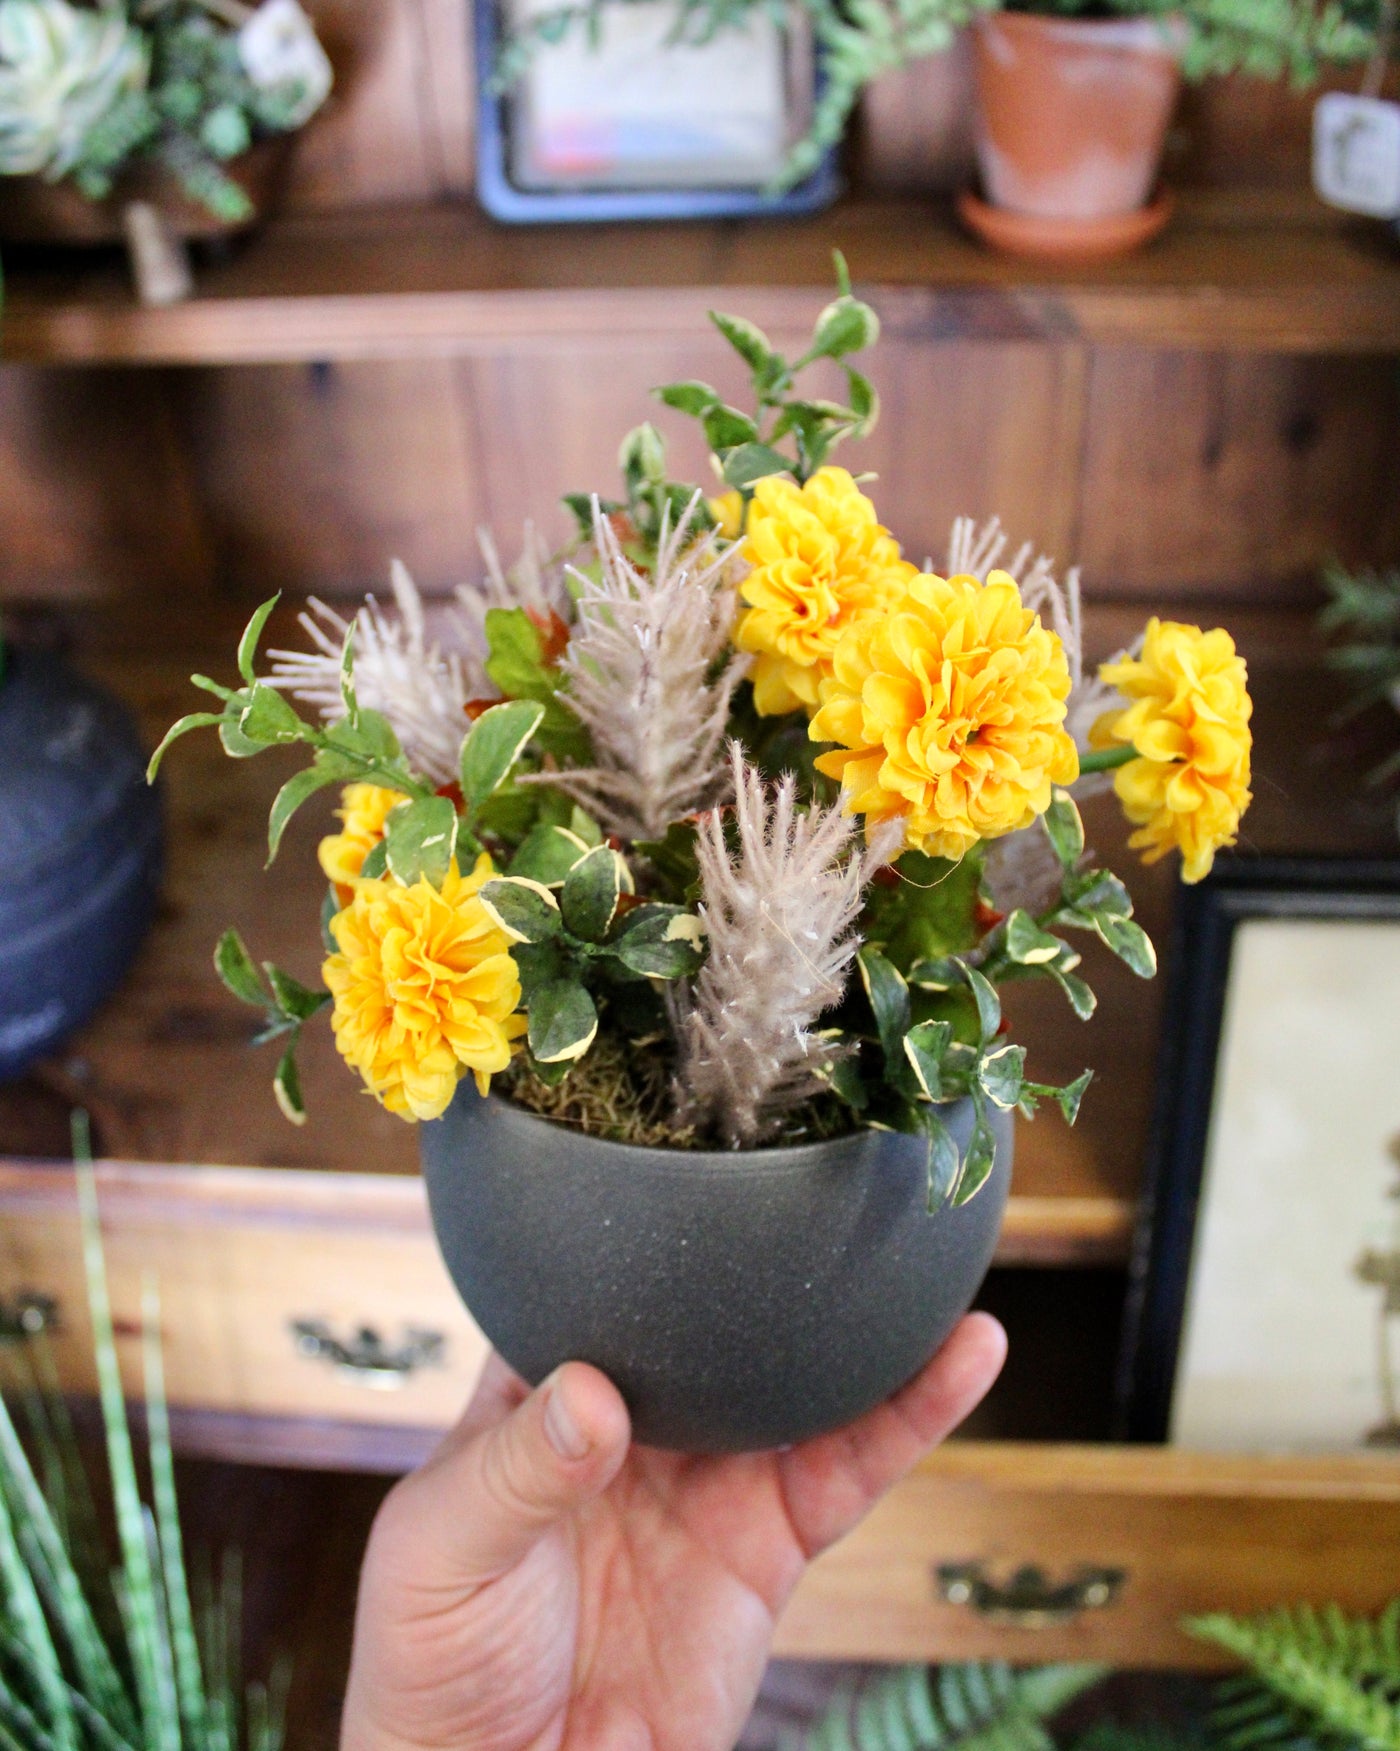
left=0, top=1458, right=76, bottom=1751
left=139, top=1509, right=182, bottom=1751
left=141, top=1281, right=206, bottom=1745
left=72, top=1116, right=168, bottom=1749
left=0, top=1397, right=133, bottom=1735
left=0, top=1668, right=56, bottom=1751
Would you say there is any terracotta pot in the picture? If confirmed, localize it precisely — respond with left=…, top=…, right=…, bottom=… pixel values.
left=0, top=135, right=291, bottom=246
left=970, top=11, right=1181, bottom=221
left=421, top=1084, right=1013, bottom=1453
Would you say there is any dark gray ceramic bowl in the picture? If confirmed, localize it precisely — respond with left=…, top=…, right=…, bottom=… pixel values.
left=420, top=1087, right=1012, bottom=1452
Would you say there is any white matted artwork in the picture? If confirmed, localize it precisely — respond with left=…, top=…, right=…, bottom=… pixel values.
left=1170, top=916, right=1400, bottom=1452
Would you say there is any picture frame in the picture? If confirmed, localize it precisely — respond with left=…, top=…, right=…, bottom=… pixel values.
left=473, top=0, right=840, bottom=222
left=1118, top=855, right=1400, bottom=1451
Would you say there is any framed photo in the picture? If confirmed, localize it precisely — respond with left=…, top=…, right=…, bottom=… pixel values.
left=1119, top=856, right=1400, bottom=1451
left=474, top=0, right=839, bottom=222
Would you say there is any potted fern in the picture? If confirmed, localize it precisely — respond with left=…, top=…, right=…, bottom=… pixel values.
left=149, top=264, right=1255, bottom=1452
left=0, top=0, right=332, bottom=245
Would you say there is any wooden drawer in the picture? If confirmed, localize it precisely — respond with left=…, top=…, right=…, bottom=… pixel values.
left=0, top=1161, right=488, bottom=1469
left=776, top=1444, right=1400, bottom=1668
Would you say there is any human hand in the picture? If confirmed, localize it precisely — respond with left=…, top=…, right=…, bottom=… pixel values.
left=341, top=1313, right=1006, bottom=1751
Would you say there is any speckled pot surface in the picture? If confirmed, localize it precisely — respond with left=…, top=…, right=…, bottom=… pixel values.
left=421, top=1088, right=1012, bottom=1452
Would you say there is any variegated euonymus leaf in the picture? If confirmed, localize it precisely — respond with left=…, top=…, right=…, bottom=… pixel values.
left=1043, top=786, right=1085, bottom=869
left=384, top=795, right=457, bottom=890
left=508, top=823, right=591, bottom=886
left=459, top=698, right=545, bottom=821
left=610, top=905, right=705, bottom=979
left=529, top=979, right=598, bottom=1064
left=479, top=877, right=562, bottom=944
left=560, top=844, right=627, bottom=942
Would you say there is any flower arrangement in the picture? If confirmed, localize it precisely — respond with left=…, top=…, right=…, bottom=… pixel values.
left=0, top=0, right=331, bottom=221
left=151, top=261, right=1254, bottom=1215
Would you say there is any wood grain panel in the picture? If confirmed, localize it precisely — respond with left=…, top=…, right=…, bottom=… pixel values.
left=775, top=1444, right=1400, bottom=1666
left=1077, top=349, right=1400, bottom=600
left=0, top=1163, right=488, bottom=1430
left=0, top=367, right=210, bottom=607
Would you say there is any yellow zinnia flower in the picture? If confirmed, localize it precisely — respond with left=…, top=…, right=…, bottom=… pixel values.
left=1092, top=620, right=1252, bottom=884
left=809, top=569, right=1080, bottom=860
left=708, top=488, right=747, bottom=541
left=323, top=854, right=526, bottom=1122
left=318, top=784, right=406, bottom=901
left=734, top=466, right=917, bottom=717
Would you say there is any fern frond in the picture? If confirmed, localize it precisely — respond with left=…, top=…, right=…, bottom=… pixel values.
left=797, top=1661, right=1109, bottom=1751
left=1187, top=1603, right=1400, bottom=1751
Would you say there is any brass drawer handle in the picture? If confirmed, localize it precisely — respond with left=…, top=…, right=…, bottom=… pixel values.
left=0, top=1293, right=60, bottom=1341
left=935, top=1563, right=1126, bottom=1627
left=291, top=1320, right=446, bottom=1389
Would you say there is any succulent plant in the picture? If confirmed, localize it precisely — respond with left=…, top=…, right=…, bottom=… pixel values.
left=0, top=0, right=147, bottom=179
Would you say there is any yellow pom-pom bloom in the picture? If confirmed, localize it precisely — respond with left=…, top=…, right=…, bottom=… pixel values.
left=809, top=569, right=1080, bottom=860
left=707, top=488, right=747, bottom=541
left=734, top=466, right=916, bottom=717
left=318, top=784, right=405, bottom=899
left=1092, top=620, right=1252, bottom=884
left=323, top=855, right=526, bottom=1122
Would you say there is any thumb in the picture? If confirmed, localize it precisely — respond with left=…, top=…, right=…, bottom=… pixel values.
left=390, top=1362, right=632, bottom=1588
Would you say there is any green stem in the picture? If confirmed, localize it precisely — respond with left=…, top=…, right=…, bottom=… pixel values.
left=1077, top=742, right=1139, bottom=774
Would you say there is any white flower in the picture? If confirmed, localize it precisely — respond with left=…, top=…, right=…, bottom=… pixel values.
left=0, top=0, right=148, bottom=178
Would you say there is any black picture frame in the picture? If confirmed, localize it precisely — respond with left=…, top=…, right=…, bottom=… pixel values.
left=1116, top=853, right=1400, bottom=1444
left=473, top=0, right=841, bottom=223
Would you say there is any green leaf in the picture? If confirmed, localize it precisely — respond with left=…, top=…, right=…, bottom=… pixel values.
left=321, top=884, right=341, bottom=953
left=857, top=947, right=911, bottom=1061
left=635, top=820, right=701, bottom=899
left=964, top=964, right=1002, bottom=1041
left=654, top=380, right=720, bottom=416
left=1055, top=1069, right=1093, bottom=1125
left=485, top=606, right=553, bottom=700
left=721, top=442, right=791, bottom=488
left=977, top=1042, right=1026, bottom=1111
left=844, top=366, right=878, bottom=429
left=618, top=422, right=666, bottom=487
left=220, top=712, right=265, bottom=758
left=146, top=710, right=222, bottom=782
left=360, top=840, right=390, bottom=880
left=1043, top=788, right=1085, bottom=869
left=239, top=683, right=304, bottom=746
left=569, top=805, right=603, bottom=846
left=508, top=823, right=591, bottom=886
left=460, top=699, right=546, bottom=817
left=1049, top=965, right=1098, bottom=1020
left=952, top=1113, right=998, bottom=1206
left=479, top=877, right=562, bottom=944
left=807, top=293, right=879, bottom=360
left=1005, top=910, right=1067, bottom=966
left=528, top=980, right=599, bottom=1064
left=214, top=929, right=269, bottom=1009
left=709, top=309, right=773, bottom=370
left=815, top=1048, right=868, bottom=1112
left=339, top=618, right=358, bottom=722
left=237, top=594, right=280, bottom=684
left=1095, top=913, right=1158, bottom=979
left=907, top=955, right=964, bottom=991
left=266, top=965, right=330, bottom=1023
left=611, top=905, right=705, bottom=979
left=560, top=845, right=624, bottom=942
left=702, top=404, right=759, bottom=451
left=324, top=708, right=402, bottom=764
left=919, top=1107, right=962, bottom=1214
left=267, top=762, right=346, bottom=865
left=903, top=1019, right=953, bottom=1101
left=383, top=795, right=458, bottom=889
left=1063, top=868, right=1133, bottom=919
left=273, top=1041, right=307, bottom=1126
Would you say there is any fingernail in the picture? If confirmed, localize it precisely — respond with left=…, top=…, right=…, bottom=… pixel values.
left=543, top=1371, right=591, bottom=1461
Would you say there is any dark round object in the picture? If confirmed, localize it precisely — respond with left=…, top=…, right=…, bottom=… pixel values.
left=421, top=1088, right=1012, bottom=1452
left=0, top=647, right=163, bottom=1082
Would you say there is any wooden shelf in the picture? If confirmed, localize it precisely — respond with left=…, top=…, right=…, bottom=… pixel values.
left=2, top=190, right=1397, bottom=366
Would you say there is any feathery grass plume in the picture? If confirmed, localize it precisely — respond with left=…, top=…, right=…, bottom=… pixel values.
left=530, top=498, right=750, bottom=840
left=0, top=1112, right=288, bottom=1751
left=266, top=532, right=565, bottom=787
left=673, top=746, right=898, bottom=1147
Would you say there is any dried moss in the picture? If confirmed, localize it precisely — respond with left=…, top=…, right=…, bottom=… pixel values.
left=497, top=1033, right=858, bottom=1151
